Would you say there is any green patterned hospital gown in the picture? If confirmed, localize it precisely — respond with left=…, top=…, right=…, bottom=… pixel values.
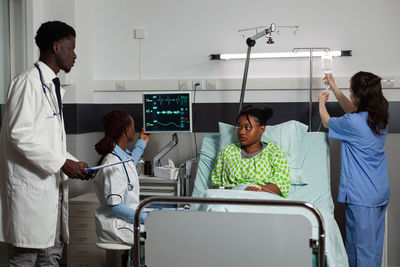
left=211, top=142, right=291, bottom=198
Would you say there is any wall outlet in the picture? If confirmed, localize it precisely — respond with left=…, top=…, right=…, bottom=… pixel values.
left=192, top=80, right=204, bottom=90
left=381, top=77, right=394, bottom=88
left=206, top=79, right=216, bottom=90
left=116, top=80, right=127, bottom=90
left=134, top=29, right=147, bottom=39
left=178, top=80, right=190, bottom=90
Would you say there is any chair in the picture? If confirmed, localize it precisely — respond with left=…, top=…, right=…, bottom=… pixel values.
left=96, top=242, right=131, bottom=267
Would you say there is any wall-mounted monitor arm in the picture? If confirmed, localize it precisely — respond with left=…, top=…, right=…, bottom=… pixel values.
left=246, top=23, right=276, bottom=47
left=152, top=133, right=178, bottom=172
left=239, top=23, right=276, bottom=113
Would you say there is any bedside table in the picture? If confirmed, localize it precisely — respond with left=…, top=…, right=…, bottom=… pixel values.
left=139, top=175, right=180, bottom=199
left=68, top=193, right=100, bottom=267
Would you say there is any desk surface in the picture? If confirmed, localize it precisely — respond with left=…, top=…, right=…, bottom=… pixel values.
left=69, top=192, right=98, bottom=203
left=139, top=175, right=178, bottom=184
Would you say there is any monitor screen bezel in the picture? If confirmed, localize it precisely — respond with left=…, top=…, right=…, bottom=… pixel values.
left=142, top=91, right=193, bottom=133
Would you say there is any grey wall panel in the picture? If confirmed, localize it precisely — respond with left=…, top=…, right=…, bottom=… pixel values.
left=3, top=102, right=400, bottom=133
left=385, top=134, right=400, bottom=266
left=0, top=104, right=2, bottom=127
left=62, top=104, right=78, bottom=134
left=63, top=104, right=143, bottom=134
left=388, top=102, right=400, bottom=132
left=61, top=102, right=400, bottom=134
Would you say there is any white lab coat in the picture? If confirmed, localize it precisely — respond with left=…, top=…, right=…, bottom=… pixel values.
left=0, top=61, right=76, bottom=248
left=93, top=153, right=140, bottom=245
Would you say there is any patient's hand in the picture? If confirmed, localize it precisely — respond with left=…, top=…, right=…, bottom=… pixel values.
left=213, top=185, right=232, bottom=189
left=245, top=185, right=263, bottom=191
left=245, top=184, right=282, bottom=195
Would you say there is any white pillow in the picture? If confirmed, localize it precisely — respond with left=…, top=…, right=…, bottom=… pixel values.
left=218, top=120, right=308, bottom=184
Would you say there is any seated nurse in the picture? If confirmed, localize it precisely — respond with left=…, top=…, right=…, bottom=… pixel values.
left=93, top=110, right=150, bottom=245
left=211, top=106, right=290, bottom=197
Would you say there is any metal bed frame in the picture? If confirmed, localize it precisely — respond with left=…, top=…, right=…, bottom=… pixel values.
left=133, top=196, right=325, bottom=267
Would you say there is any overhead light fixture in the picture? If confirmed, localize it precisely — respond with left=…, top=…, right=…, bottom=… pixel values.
left=210, top=50, right=352, bottom=60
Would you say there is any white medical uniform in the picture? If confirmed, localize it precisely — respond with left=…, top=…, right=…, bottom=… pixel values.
left=93, top=152, right=140, bottom=245
left=0, top=61, right=75, bottom=248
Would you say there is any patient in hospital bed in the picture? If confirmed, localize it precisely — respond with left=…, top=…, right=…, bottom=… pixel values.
left=192, top=115, right=349, bottom=266
left=211, top=105, right=290, bottom=197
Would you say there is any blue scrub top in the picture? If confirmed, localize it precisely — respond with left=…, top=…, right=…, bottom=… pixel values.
left=328, top=111, right=390, bottom=207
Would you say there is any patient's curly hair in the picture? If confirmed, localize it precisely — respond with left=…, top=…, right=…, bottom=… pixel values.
left=236, top=105, right=273, bottom=127
left=35, top=21, right=76, bottom=52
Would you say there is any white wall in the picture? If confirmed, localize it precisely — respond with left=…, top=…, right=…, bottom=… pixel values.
left=24, top=0, right=400, bottom=103
left=92, top=0, right=400, bottom=80
left=0, top=0, right=10, bottom=104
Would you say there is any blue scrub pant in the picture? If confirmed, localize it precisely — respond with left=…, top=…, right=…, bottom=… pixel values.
left=345, top=204, right=387, bottom=267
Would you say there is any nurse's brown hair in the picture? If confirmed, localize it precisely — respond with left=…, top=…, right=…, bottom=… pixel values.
left=95, top=110, right=132, bottom=165
left=350, top=71, right=389, bottom=135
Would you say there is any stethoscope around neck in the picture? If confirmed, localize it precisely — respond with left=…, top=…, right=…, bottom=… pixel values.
left=111, top=152, right=134, bottom=191
left=34, top=63, right=62, bottom=117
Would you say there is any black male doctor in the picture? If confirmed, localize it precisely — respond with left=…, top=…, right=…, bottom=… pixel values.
left=0, top=21, right=91, bottom=267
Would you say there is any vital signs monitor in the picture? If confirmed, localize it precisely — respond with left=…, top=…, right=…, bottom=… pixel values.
left=143, top=92, right=192, bottom=133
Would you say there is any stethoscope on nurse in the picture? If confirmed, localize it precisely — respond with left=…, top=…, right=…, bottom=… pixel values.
left=34, top=63, right=62, bottom=118
left=110, top=152, right=136, bottom=191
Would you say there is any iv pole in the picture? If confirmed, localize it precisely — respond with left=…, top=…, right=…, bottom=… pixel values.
left=292, top=47, right=330, bottom=131
left=238, top=23, right=276, bottom=114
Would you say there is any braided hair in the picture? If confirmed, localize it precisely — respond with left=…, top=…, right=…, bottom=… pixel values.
left=95, top=110, right=132, bottom=165
left=236, top=105, right=274, bottom=127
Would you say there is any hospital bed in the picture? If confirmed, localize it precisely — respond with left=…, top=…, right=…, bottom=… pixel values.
left=133, top=121, right=348, bottom=267
left=134, top=196, right=325, bottom=267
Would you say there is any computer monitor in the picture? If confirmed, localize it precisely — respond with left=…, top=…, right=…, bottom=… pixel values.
left=143, top=92, right=192, bottom=133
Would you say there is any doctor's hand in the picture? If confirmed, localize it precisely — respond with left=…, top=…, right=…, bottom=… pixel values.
left=62, top=159, right=90, bottom=180
left=139, top=128, right=151, bottom=143
left=78, top=161, right=96, bottom=179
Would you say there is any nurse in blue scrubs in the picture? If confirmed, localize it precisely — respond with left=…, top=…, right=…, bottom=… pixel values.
left=318, top=72, right=390, bottom=267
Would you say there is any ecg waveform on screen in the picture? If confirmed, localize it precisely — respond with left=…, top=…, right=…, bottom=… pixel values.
left=156, top=97, right=182, bottom=105
left=144, top=93, right=191, bottom=132
left=151, top=121, right=182, bottom=128
left=156, top=110, right=180, bottom=115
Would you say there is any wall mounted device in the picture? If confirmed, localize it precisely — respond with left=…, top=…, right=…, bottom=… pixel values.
left=209, top=23, right=352, bottom=130
left=208, top=23, right=299, bottom=114
left=143, top=92, right=192, bottom=173
left=143, top=92, right=192, bottom=133
left=210, top=50, right=351, bottom=60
